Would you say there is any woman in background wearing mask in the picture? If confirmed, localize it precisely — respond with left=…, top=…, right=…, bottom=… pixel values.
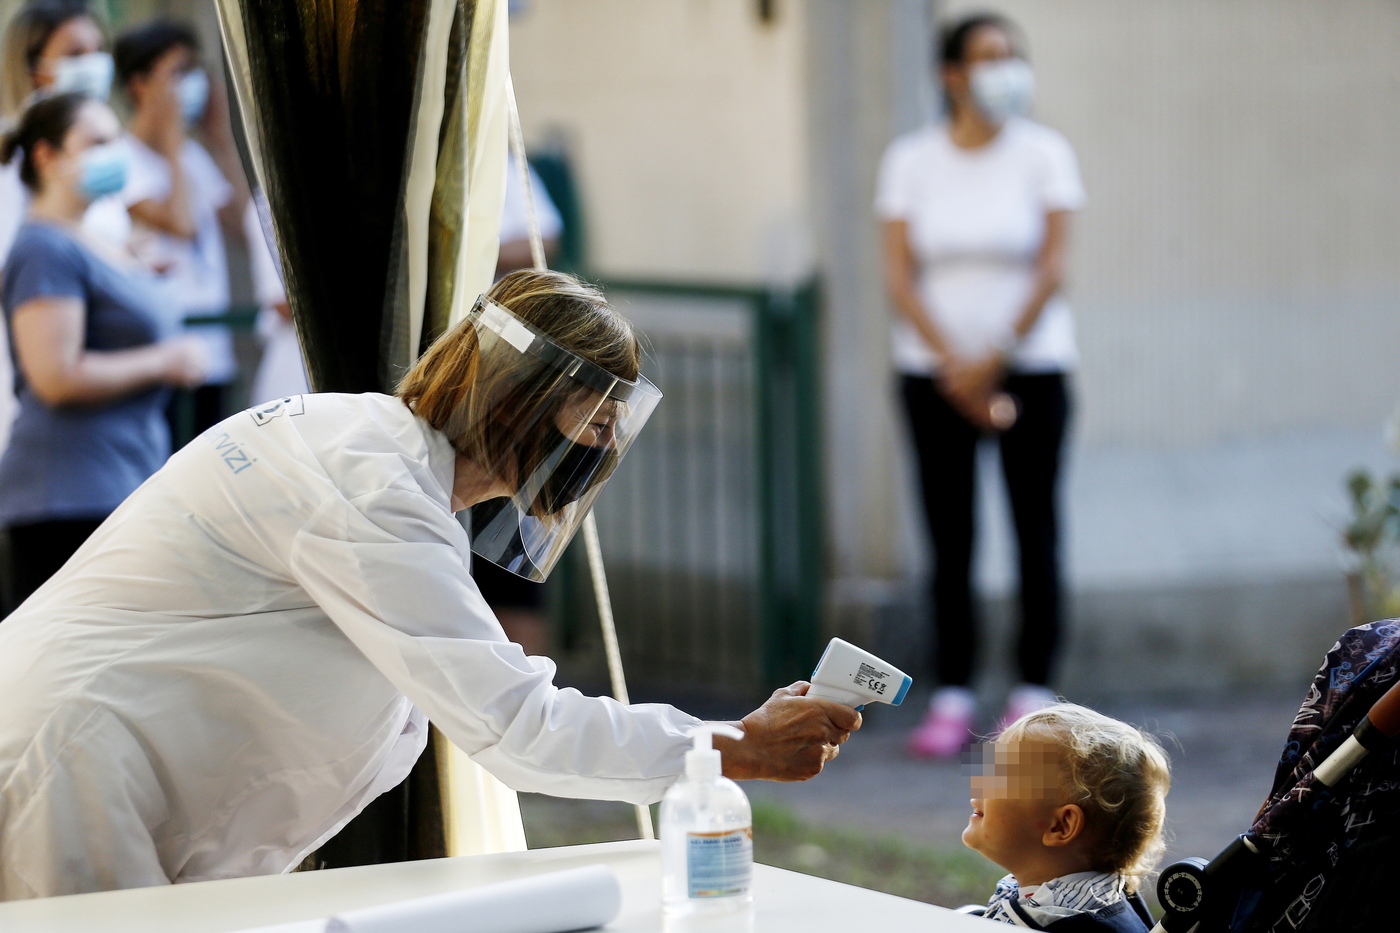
left=0, top=92, right=205, bottom=609
left=115, top=20, right=247, bottom=437
left=0, top=1, right=124, bottom=459
left=0, top=0, right=124, bottom=260
left=877, top=14, right=1084, bottom=757
left=0, top=0, right=108, bottom=121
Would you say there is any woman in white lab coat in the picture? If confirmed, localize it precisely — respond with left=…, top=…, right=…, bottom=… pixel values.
left=0, top=269, right=860, bottom=900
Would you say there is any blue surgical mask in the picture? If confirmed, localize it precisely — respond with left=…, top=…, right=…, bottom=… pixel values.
left=78, top=139, right=130, bottom=201
left=178, top=68, right=209, bottom=126
left=969, top=58, right=1035, bottom=125
left=51, top=52, right=115, bottom=101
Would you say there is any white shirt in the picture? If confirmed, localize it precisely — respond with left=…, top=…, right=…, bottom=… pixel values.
left=983, top=871, right=1131, bottom=926
left=0, top=392, right=698, bottom=899
left=875, top=118, right=1085, bottom=374
left=0, top=161, right=21, bottom=456
left=0, top=159, right=26, bottom=268
left=243, top=198, right=309, bottom=404
left=122, top=135, right=236, bottom=383
left=499, top=152, right=562, bottom=245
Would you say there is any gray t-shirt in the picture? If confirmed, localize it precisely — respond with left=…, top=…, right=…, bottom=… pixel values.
left=0, top=222, right=172, bottom=525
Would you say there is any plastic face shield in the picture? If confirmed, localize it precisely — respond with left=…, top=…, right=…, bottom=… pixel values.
left=460, top=296, right=661, bottom=582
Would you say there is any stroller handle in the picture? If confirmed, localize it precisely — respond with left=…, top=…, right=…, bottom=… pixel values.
left=1368, top=677, right=1400, bottom=736
left=1314, top=677, right=1400, bottom=786
left=1155, top=676, right=1400, bottom=932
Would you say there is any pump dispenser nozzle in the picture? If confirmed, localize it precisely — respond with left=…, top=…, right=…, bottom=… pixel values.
left=664, top=723, right=753, bottom=916
left=686, top=723, right=743, bottom=780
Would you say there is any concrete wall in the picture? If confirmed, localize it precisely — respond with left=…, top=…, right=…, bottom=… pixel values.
left=804, top=0, right=933, bottom=591
left=509, top=0, right=811, bottom=284
left=957, top=0, right=1400, bottom=449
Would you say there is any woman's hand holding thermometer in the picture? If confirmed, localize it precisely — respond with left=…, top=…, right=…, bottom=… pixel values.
left=709, top=640, right=907, bottom=782
left=715, top=682, right=862, bottom=782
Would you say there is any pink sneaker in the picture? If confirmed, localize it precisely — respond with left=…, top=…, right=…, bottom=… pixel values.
left=907, top=687, right=975, bottom=759
left=1000, top=684, right=1058, bottom=729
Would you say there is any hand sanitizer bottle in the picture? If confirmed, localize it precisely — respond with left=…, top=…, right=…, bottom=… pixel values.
left=661, top=724, right=753, bottom=917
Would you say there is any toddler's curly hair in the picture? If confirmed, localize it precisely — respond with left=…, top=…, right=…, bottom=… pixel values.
left=997, top=702, right=1171, bottom=894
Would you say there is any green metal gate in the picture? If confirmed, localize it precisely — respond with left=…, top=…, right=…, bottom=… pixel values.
left=554, top=278, right=824, bottom=702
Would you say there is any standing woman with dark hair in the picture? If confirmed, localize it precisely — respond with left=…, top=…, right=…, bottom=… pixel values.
left=114, top=20, right=249, bottom=436
left=878, top=15, right=1084, bottom=757
left=0, top=1, right=123, bottom=457
left=0, top=92, right=205, bottom=609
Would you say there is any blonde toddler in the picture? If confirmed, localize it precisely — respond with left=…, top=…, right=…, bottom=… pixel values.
left=961, top=703, right=1171, bottom=931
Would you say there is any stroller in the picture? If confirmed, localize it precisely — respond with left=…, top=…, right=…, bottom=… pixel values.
left=1153, top=618, right=1400, bottom=933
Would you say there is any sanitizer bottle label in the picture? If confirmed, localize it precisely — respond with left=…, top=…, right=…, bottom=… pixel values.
left=686, top=827, right=753, bottom=898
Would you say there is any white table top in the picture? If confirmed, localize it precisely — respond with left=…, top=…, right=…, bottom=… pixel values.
left=0, top=840, right=991, bottom=932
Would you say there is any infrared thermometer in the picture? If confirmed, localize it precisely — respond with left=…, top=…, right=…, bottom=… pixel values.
left=806, top=638, right=912, bottom=710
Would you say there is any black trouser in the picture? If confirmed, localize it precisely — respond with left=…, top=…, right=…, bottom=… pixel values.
left=472, top=555, right=545, bottom=610
left=5, top=517, right=105, bottom=613
left=901, top=372, right=1070, bottom=688
left=166, top=384, right=229, bottom=449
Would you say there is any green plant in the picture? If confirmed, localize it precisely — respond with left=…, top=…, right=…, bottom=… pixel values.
left=1343, top=467, right=1400, bottom=624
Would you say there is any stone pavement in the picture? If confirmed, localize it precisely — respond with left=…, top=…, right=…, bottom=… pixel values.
left=743, top=686, right=1304, bottom=872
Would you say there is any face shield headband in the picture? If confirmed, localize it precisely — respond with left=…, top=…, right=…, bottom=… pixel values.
left=456, top=296, right=662, bottom=582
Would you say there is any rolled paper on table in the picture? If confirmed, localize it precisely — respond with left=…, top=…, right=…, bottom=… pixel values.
left=326, top=865, right=621, bottom=933
left=229, top=865, right=622, bottom=933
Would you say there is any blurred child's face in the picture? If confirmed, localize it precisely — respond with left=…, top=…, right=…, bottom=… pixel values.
left=962, top=739, right=1064, bottom=870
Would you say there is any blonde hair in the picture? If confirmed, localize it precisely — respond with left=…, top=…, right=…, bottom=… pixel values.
left=396, top=269, right=638, bottom=508
left=997, top=703, right=1171, bottom=894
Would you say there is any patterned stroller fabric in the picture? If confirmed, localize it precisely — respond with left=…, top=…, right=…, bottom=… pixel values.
left=1236, top=619, right=1400, bottom=932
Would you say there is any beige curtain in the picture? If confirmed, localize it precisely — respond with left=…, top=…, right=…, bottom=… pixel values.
left=215, top=0, right=525, bottom=856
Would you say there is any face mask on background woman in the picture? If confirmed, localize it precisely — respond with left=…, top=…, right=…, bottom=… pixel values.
left=49, top=52, right=115, bottom=101
left=78, top=138, right=131, bottom=200
left=178, top=68, right=209, bottom=126
left=969, top=58, right=1035, bottom=125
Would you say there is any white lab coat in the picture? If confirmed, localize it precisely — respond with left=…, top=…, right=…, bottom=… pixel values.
left=0, top=392, right=699, bottom=900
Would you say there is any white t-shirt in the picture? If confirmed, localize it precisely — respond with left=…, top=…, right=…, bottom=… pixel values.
left=122, top=135, right=236, bottom=384
left=0, top=160, right=26, bottom=268
left=875, top=118, right=1085, bottom=375
left=499, top=152, right=562, bottom=245
left=0, top=161, right=24, bottom=457
left=242, top=198, right=309, bottom=404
